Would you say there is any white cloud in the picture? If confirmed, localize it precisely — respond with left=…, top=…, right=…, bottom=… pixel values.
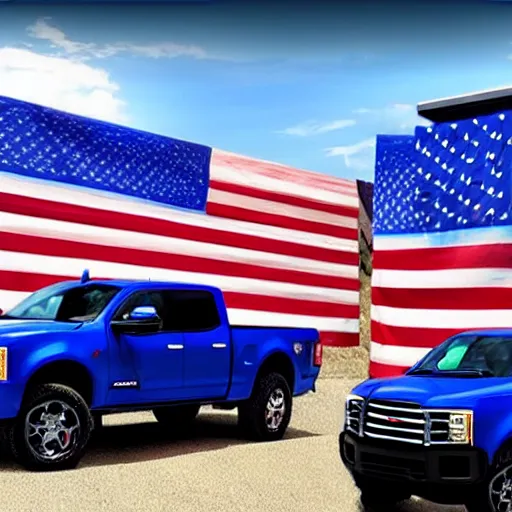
left=322, top=104, right=431, bottom=173
left=0, top=47, right=126, bottom=124
left=279, top=119, right=356, bottom=137
left=28, top=18, right=209, bottom=61
left=325, top=138, right=376, bottom=171
left=0, top=16, right=216, bottom=125
left=27, top=18, right=94, bottom=56
left=353, top=103, right=431, bottom=131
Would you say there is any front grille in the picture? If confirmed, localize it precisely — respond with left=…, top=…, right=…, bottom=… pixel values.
left=363, top=400, right=451, bottom=446
left=364, top=400, right=425, bottom=444
left=428, top=410, right=451, bottom=444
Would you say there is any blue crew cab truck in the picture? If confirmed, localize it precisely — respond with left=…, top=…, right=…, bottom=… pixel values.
left=0, top=273, right=321, bottom=471
left=340, top=330, right=512, bottom=512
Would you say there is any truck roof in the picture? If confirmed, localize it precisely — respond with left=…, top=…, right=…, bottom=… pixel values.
left=52, top=279, right=222, bottom=294
left=456, top=328, right=512, bottom=337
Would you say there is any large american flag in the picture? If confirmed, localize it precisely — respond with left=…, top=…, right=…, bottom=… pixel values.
left=0, top=96, right=360, bottom=347
left=370, top=114, right=512, bottom=378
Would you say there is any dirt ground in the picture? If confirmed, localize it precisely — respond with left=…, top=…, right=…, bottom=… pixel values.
left=0, top=379, right=462, bottom=512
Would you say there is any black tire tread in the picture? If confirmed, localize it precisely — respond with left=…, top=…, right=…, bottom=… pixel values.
left=360, top=493, right=410, bottom=510
left=355, top=475, right=411, bottom=510
left=465, top=445, right=512, bottom=512
left=7, top=383, right=93, bottom=472
left=238, top=372, right=292, bottom=442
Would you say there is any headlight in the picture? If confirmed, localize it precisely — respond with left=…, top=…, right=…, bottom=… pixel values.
left=447, top=410, right=473, bottom=444
left=345, top=394, right=364, bottom=435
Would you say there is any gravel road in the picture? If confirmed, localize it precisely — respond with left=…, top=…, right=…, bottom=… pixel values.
left=0, top=379, right=465, bottom=512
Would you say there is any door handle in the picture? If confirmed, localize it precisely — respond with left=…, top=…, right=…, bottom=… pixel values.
left=167, top=344, right=184, bottom=350
left=212, top=343, right=227, bottom=349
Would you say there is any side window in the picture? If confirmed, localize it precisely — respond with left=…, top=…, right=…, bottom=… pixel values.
left=166, top=290, right=221, bottom=332
left=480, top=337, right=512, bottom=377
left=458, top=343, right=487, bottom=370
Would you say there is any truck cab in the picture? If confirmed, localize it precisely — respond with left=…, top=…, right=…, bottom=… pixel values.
left=340, top=329, right=512, bottom=512
left=0, top=275, right=321, bottom=472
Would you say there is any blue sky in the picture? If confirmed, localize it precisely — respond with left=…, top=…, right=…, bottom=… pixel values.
left=1, top=0, right=512, bottom=182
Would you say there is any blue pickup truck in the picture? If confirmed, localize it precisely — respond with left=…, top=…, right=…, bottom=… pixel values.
left=0, top=272, right=321, bottom=472
left=340, top=330, right=512, bottom=512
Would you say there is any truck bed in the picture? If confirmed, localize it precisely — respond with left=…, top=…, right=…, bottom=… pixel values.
left=226, top=325, right=320, bottom=401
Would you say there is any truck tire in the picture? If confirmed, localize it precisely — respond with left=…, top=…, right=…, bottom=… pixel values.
left=465, top=446, right=512, bottom=512
left=7, top=383, right=93, bottom=472
left=355, top=474, right=411, bottom=510
left=153, top=404, right=200, bottom=430
left=238, top=372, right=292, bottom=442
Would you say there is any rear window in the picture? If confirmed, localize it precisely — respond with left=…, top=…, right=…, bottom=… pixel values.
left=167, top=290, right=221, bottom=332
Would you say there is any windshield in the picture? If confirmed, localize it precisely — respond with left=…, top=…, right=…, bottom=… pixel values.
left=409, top=334, right=512, bottom=378
left=2, top=283, right=121, bottom=322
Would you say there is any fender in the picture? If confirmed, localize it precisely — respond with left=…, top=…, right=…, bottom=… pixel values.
left=470, top=394, right=512, bottom=464
left=19, top=342, right=93, bottom=381
left=481, top=415, right=512, bottom=465
left=247, top=347, right=297, bottom=394
left=18, top=343, right=103, bottom=405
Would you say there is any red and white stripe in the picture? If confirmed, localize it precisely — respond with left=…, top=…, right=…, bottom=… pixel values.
left=370, top=226, right=512, bottom=377
left=0, top=148, right=361, bottom=347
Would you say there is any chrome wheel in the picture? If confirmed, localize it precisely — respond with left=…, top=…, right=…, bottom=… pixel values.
left=265, top=388, right=285, bottom=432
left=25, top=400, right=80, bottom=462
left=491, top=465, right=512, bottom=512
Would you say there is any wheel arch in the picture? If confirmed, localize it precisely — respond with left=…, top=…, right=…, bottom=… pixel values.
left=23, top=359, right=94, bottom=406
left=253, top=351, right=295, bottom=394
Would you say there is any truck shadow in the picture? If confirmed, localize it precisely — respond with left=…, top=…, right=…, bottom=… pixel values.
left=357, top=499, right=465, bottom=511
left=81, top=411, right=318, bottom=468
left=0, top=411, right=318, bottom=471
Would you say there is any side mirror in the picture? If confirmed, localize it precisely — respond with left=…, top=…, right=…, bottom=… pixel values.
left=111, top=306, right=162, bottom=335
left=129, top=306, right=158, bottom=320
left=0, top=308, right=3, bottom=316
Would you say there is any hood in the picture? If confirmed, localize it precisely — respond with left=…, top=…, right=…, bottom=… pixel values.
left=0, top=319, right=82, bottom=339
left=352, top=375, right=512, bottom=408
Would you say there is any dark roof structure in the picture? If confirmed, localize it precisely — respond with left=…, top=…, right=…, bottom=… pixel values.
left=417, top=86, right=512, bottom=123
